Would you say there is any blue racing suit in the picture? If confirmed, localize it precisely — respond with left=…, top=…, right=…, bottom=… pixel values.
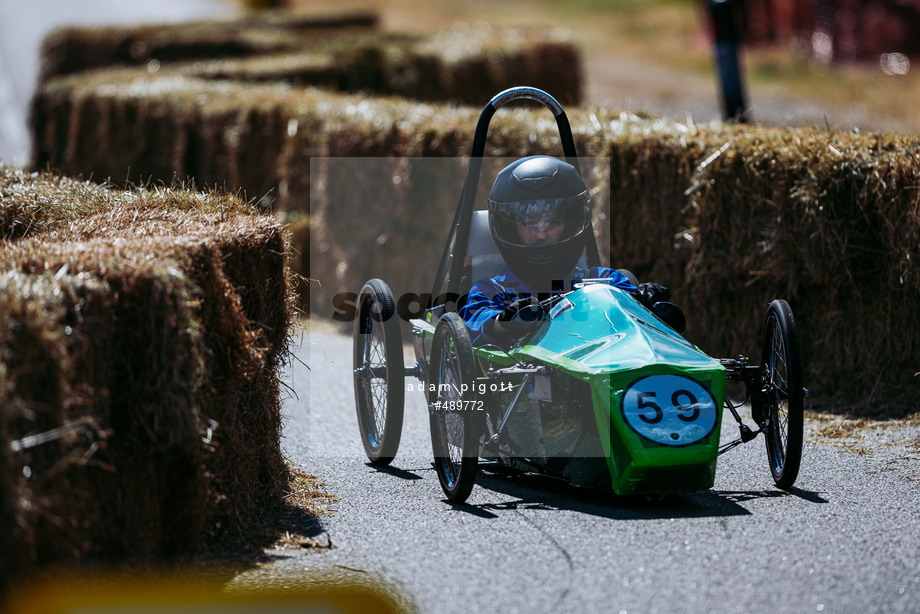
left=458, top=266, right=636, bottom=346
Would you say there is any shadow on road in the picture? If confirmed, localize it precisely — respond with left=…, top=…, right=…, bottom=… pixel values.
left=365, top=462, right=426, bottom=481
left=442, top=468, right=829, bottom=520
left=367, top=458, right=828, bottom=520
left=714, top=486, right=829, bottom=505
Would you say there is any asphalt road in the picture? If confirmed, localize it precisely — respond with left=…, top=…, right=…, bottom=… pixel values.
left=0, top=0, right=233, bottom=167
left=250, top=326, right=920, bottom=614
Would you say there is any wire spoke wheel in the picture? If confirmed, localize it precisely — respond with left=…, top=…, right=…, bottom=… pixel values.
left=761, top=299, right=804, bottom=489
left=353, top=279, right=404, bottom=465
left=428, top=312, right=479, bottom=503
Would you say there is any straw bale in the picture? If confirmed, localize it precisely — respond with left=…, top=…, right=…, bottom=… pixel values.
left=0, top=272, right=118, bottom=569
left=56, top=201, right=294, bottom=528
left=39, top=11, right=379, bottom=82
left=189, top=28, right=582, bottom=106
left=0, top=170, right=294, bottom=590
left=306, top=111, right=920, bottom=415
left=30, top=17, right=584, bottom=314
left=285, top=213, right=311, bottom=309
left=38, top=15, right=580, bottom=108
left=682, top=127, right=920, bottom=415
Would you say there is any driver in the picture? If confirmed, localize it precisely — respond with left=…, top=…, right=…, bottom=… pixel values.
left=459, top=155, right=671, bottom=346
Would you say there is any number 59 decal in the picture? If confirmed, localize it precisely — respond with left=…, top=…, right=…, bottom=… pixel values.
left=621, top=375, right=717, bottom=446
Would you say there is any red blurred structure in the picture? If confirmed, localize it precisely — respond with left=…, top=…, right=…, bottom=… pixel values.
left=736, top=0, right=920, bottom=63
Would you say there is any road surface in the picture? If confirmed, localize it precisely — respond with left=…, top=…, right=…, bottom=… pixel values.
left=235, top=325, right=920, bottom=613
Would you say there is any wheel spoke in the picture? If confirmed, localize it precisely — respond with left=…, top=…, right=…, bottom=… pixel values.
left=428, top=313, right=478, bottom=502
left=353, top=282, right=405, bottom=467
left=357, top=304, right=391, bottom=450
left=435, top=332, right=466, bottom=484
left=765, top=317, right=783, bottom=472
left=369, top=317, right=389, bottom=443
left=764, top=314, right=793, bottom=473
left=760, top=301, right=803, bottom=489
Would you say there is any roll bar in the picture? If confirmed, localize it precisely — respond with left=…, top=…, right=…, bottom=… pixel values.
left=428, top=87, right=601, bottom=308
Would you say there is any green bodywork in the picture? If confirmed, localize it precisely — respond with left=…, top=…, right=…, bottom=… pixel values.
left=424, top=284, right=727, bottom=495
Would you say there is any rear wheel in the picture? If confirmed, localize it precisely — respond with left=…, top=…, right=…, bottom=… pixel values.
left=428, top=312, right=480, bottom=503
left=353, top=279, right=404, bottom=466
left=761, top=299, right=804, bottom=489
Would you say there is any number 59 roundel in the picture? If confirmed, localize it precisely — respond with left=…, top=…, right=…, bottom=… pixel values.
left=621, top=375, right=718, bottom=446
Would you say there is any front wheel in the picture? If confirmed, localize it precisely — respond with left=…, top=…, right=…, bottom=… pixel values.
left=428, top=312, right=480, bottom=503
left=353, top=279, right=405, bottom=466
left=761, top=299, right=804, bottom=489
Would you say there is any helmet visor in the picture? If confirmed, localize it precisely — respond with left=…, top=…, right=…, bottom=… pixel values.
left=489, top=191, right=590, bottom=248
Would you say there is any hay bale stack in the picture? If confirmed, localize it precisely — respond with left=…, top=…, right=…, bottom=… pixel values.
left=0, top=167, right=294, bottom=585
left=30, top=12, right=584, bottom=310
left=37, top=15, right=580, bottom=107
left=188, top=26, right=581, bottom=106
left=31, top=37, right=581, bottom=196
left=58, top=205, right=293, bottom=548
left=29, top=66, right=603, bottom=303
left=30, top=13, right=582, bottom=185
left=312, top=114, right=920, bottom=415
left=0, top=248, right=207, bottom=564
left=683, top=128, right=920, bottom=414
left=39, top=11, right=379, bottom=81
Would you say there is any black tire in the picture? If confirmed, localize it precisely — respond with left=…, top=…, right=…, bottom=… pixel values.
left=353, top=279, right=405, bottom=466
left=761, top=299, right=804, bottom=489
left=428, top=312, right=480, bottom=503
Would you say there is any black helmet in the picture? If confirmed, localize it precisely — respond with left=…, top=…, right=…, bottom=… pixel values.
left=488, top=156, right=591, bottom=289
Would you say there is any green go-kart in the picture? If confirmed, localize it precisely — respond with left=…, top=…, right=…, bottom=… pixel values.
left=352, top=87, right=805, bottom=503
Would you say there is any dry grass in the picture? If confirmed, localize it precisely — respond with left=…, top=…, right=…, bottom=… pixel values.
left=811, top=416, right=873, bottom=441
left=269, top=465, right=337, bottom=551
left=284, top=466, right=337, bottom=519
left=808, top=411, right=920, bottom=481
